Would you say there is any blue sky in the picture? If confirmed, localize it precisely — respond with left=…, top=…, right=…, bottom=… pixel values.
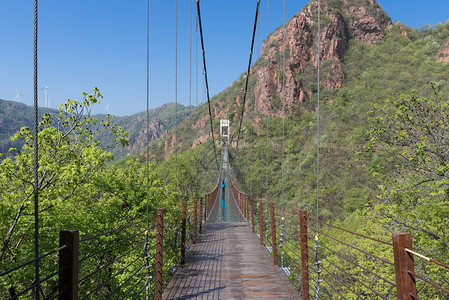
left=0, top=0, right=448, bottom=116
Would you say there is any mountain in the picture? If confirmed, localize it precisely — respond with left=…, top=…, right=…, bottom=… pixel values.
left=150, top=0, right=449, bottom=218
left=152, top=0, right=393, bottom=156
left=0, top=99, right=192, bottom=159
left=95, top=103, right=193, bottom=160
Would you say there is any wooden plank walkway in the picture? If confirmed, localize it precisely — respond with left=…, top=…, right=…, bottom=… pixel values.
left=162, top=222, right=300, bottom=299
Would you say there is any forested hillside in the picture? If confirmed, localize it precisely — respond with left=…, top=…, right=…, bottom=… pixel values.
left=0, top=99, right=192, bottom=160
left=149, top=0, right=449, bottom=296
left=1, top=0, right=449, bottom=298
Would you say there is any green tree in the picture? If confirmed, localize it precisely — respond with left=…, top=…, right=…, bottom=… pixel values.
left=0, top=89, right=129, bottom=297
left=365, top=83, right=449, bottom=297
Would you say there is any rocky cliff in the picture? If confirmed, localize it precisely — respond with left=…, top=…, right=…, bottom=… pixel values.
left=248, top=0, right=392, bottom=117
left=159, top=0, right=392, bottom=154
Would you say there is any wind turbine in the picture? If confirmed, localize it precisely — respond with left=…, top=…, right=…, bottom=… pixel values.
left=13, top=89, right=22, bottom=102
left=41, top=85, right=48, bottom=108
left=105, top=103, right=110, bottom=115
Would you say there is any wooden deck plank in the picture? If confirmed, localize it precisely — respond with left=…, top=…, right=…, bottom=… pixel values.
left=163, top=222, right=301, bottom=299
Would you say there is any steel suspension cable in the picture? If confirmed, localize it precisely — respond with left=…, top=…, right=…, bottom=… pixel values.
left=280, top=0, right=286, bottom=269
left=196, top=0, right=219, bottom=171
left=144, top=0, right=151, bottom=298
left=33, top=0, right=40, bottom=298
left=265, top=0, right=270, bottom=245
left=175, top=0, right=178, bottom=210
left=145, top=0, right=150, bottom=233
left=315, top=0, right=322, bottom=298
left=256, top=15, right=260, bottom=199
left=188, top=0, right=193, bottom=202
left=196, top=12, right=200, bottom=195
left=236, top=0, right=261, bottom=152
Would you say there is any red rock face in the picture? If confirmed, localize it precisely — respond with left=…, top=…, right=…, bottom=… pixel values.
left=435, top=41, right=449, bottom=63
left=250, top=0, right=391, bottom=117
left=159, top=0, right=393, bottom=155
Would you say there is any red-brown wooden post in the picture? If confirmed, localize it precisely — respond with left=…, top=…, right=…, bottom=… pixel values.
left=239, top=193, right=242, bottom=212
left=155, top=208, right=164, bottom=300
left=259, top=200, right=263, bottom=245
left=246, top=196, right=249, bottom=221
left=300, top=210, right=309, bottom=300
left=199, top=197, right=203, bottom=233
left=251, top=197, right=255, bottom=233
left=193, top=199, right=197, bottom=244
left=204, top=195, right=207, bottom=221
left=270, top=202, right=277, bottom=266
left=181, top=202, right=187, bottom=264
left=393, top=233, right=416, bottom=300
left=59, top=230, right=79, bottom=300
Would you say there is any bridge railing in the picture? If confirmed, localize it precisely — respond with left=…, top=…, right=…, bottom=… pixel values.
left=1, top=190, right=221, bottom=300
left=226, top=176, right=449, bottom=300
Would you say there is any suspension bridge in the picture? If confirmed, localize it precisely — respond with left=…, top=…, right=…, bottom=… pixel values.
left=1, top=0, right=449, bottom=299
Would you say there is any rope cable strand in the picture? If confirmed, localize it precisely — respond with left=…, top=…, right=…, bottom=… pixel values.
left=33, top=1, right=40, bottom=298
left=196, top=0, right=219, bottom=170
left=280, top=0, right=286, bottom=269
left=236, top=0, right=261, bottom=152
left=265, top=0, right=270, bottom=246
left=314, top=0, right=322, bottom=298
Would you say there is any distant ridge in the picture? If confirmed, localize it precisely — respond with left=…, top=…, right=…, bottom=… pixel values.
left=0, top=99, right=192, bottom=160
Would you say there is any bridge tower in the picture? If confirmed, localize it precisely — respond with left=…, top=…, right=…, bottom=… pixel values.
left=220, top=119, right=230, bottom=145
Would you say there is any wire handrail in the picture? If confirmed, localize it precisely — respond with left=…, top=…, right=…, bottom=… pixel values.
left=79, top=220, right=148, bottom=243
left=79, top=229, right=145, bottom=263
left=307, top=215, right=392, bottom=246
left=308, top=227, right=395, bottom=266
left=78, top=240, right=148, bottom=284
left=0, top=245, right=66, bottom=278
left=8, top=268, right=64, bottom=300
left=407, top=270, right=449, bottom=295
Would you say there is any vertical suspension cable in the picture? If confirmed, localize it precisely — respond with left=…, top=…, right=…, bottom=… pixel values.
left=196, top=12, right=200, bottom=194
left=265, top=0, right=270, bottom=246
left=144, top=3, right=152, bottom=298
left=188, top=0, right=193, bottom=201
left=196, top=0, right=219, bottom=171
left=314, top=0, right=322, bottom=298
left=33, top=0, right=40, bottom=298
left=236, top=0, right=261, bottom=152
left=256, top=14, right=260, bottom=200
left=175, top=0, right=178, bottom=212
left=145, top=0, right=150, bottom=235
left=280, top=0, right=286, bottom=269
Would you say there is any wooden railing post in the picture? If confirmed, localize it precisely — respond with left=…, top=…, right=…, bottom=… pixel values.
left=259, top=200, right=263, bottom=245
left=270, top=202, right=277, bottom=266
left=243, top=195, right=246, bottom=220
left=199, top=197, right=203, bottom=233
left=155, top=208, right=164, bottom=300
left=300, top=210, right=309, bottom=300
left=393, top=233, right=416, bottom=300
left=59, top=230, right=79, bottom=300
left=193, top=199, right=197, bottom=244
left=246, top=196, right=249, bottom=221
left=251, top=197, right=255, bottom=233
left=181, top=202, right=187, bottom=264
left=204, top=195, right=207, bottom=222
